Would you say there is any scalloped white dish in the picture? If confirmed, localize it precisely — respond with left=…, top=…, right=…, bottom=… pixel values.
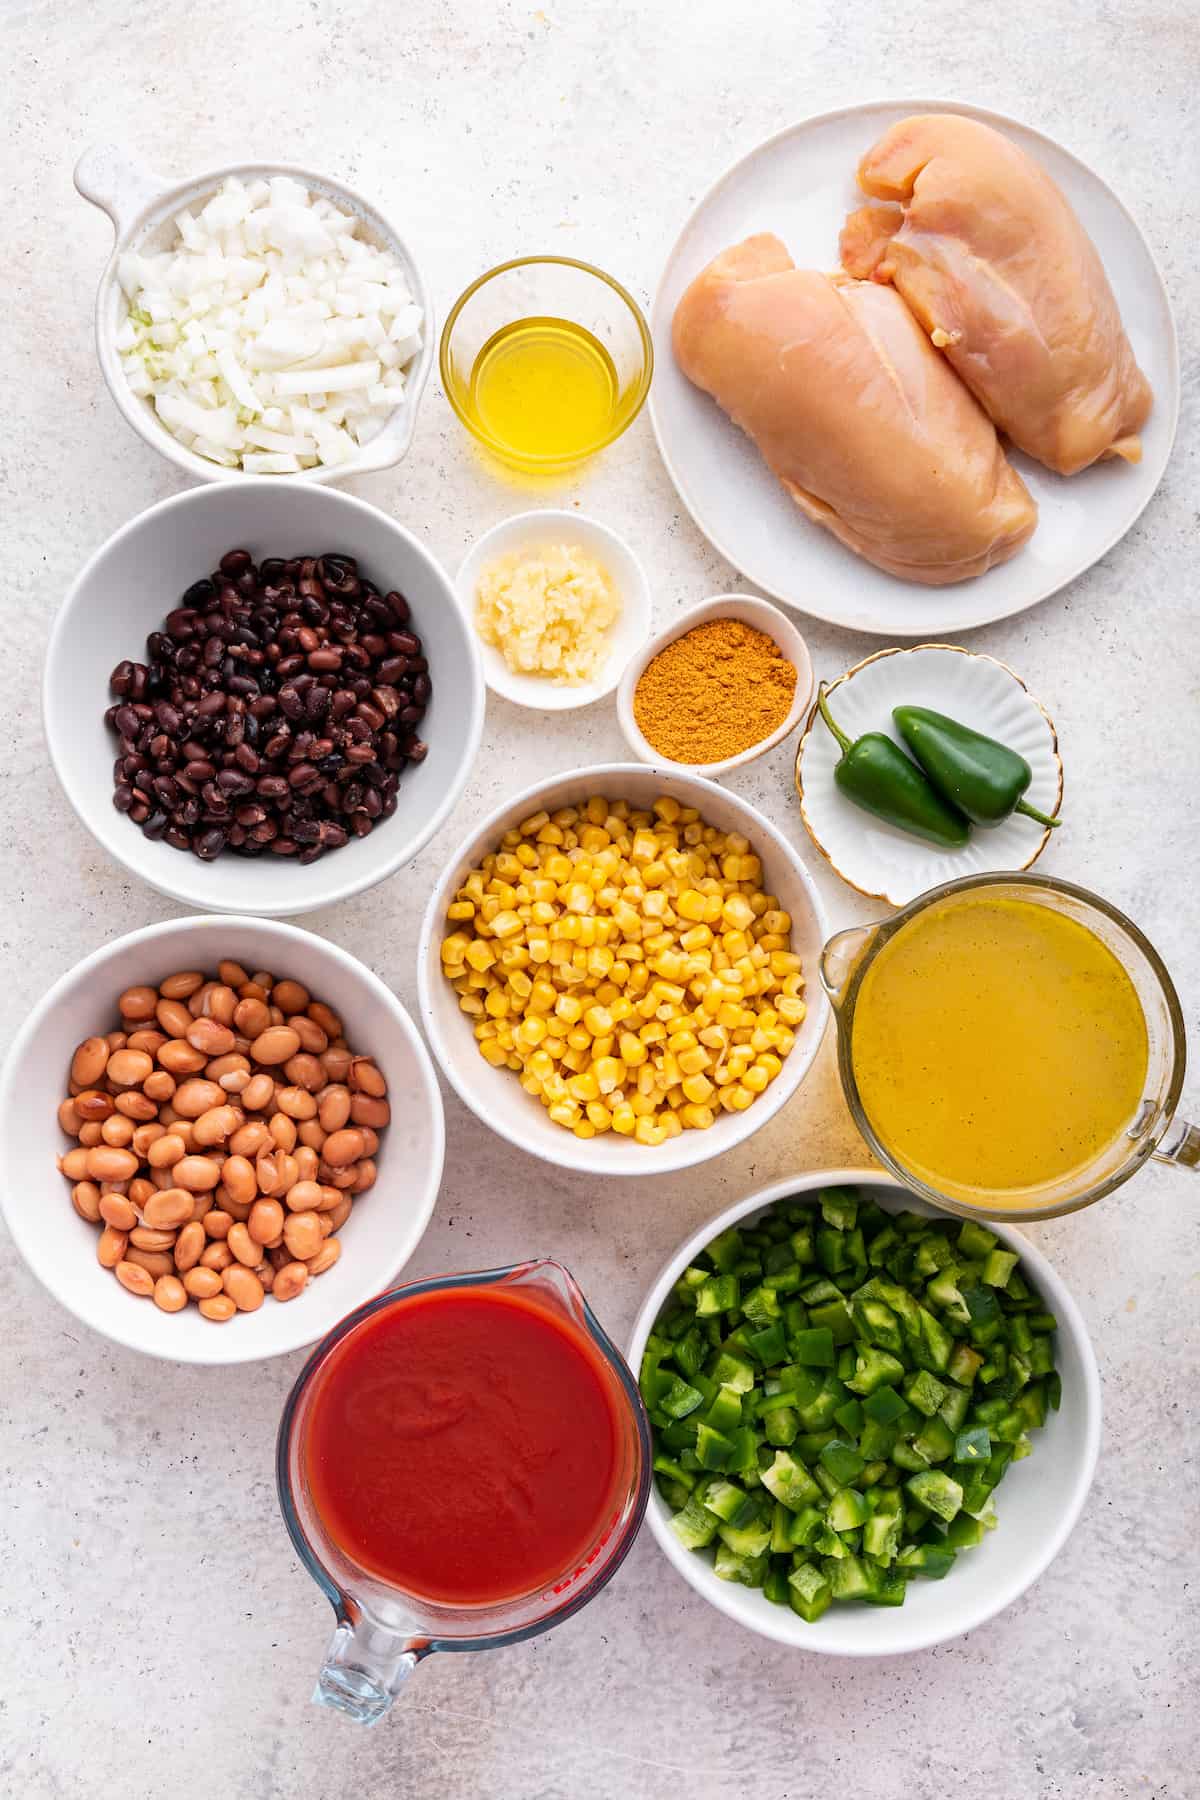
left=649, top=99, right=1179, bottom=635
left=795, top=645, right=1062, bottom=904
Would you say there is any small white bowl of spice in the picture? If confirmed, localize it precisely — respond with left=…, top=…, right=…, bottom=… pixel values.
left=617, top=595, right=813, bottom=777
left=457, top=509, right=652, bottom=710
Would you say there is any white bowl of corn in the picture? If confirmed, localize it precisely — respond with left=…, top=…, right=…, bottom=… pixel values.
left=416, top=763, right=829, bottom=1176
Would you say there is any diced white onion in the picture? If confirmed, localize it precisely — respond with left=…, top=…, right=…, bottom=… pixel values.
left=118, top=175, right=422, bottom=473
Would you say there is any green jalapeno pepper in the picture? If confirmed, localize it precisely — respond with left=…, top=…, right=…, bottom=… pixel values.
left=892, top=706, right=1061, bottom=830
left=816, top=686, right=970, bottom=849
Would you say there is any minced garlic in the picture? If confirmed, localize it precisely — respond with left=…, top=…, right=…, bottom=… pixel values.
left=475, top=543, right=620, bottom=684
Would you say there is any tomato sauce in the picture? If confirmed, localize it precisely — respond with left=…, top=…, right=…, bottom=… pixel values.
left=304, top=1285, right=624, bottom=1606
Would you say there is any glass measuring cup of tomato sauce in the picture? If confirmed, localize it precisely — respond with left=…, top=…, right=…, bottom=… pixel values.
left=277, top=1260, right=650, bottom=1724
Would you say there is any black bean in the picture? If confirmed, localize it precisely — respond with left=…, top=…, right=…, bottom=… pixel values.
left=104, top=547, right=433, bottom=868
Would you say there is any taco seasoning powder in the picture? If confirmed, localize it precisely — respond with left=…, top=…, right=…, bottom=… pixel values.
left=632, top=617, right=797, bottom=763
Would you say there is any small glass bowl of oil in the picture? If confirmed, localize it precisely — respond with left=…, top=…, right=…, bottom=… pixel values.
left=440, top=256, right=653, bottom=475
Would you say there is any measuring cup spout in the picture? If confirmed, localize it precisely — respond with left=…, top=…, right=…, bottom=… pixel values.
left=818, top=924, right=877, bottom=1009
left=314, top=1614, right=424, bottom=1725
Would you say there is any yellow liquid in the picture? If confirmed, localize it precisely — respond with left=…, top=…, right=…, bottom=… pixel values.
left=468, top=316, right=619, bottom=462
left=850, top=893, right=1149, bottom=1208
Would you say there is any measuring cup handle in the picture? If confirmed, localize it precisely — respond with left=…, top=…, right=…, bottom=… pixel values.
left=313, top=1615, right=423, bottom=1725
left=1153, top=1116, right=1200, bottom=1172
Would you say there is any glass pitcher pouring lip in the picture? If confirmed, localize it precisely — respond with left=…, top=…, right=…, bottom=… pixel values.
left=276, top=1259, right=651, bottom=1726
left=819, top=870, right=1199, bottom=1223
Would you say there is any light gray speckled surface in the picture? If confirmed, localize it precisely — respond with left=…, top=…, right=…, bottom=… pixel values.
left=2, top=3, right=1197, bottom=1796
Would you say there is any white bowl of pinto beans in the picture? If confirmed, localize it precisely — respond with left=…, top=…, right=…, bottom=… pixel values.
left=0, top=914, right=444, bottom=1363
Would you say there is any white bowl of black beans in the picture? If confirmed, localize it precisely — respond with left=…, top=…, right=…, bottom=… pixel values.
left=44, top=479, right=485, bottom=915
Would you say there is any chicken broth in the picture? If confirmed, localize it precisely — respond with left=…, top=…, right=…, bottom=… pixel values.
left=850, top=892, right=1149, bottom=1207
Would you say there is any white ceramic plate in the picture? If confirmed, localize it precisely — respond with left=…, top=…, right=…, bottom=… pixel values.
left=795, top=646, right=1062, bottom=904
left=650, top=99, right=1179, bottom=636
left=455, top=510, right=652, bottom=710
left=629, top=1170, right=1101, bottom=1656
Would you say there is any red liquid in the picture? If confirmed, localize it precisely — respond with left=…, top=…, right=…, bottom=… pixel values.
left=304, top=1284, right=624, bottom=1606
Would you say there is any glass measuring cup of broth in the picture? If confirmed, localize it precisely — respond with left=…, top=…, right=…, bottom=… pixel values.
left=819, top=873, right=1199, bottom=1220
left=440, top=257, right=653, bottom=473
left=276, top=1260, right=650, bottom=1725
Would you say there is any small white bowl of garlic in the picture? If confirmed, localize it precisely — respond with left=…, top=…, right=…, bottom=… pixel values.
left=74, top=143, right=434, bottom=482
left=456, top=510, right=653, bottom=712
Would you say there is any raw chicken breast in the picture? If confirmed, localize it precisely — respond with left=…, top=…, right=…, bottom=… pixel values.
left=841, top=114, right=1152, bottom=475
left=672, top=234, right=1036, bottom=586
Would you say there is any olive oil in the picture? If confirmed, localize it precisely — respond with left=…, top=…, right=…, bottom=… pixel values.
left=468, top=316, right=619, bottom=463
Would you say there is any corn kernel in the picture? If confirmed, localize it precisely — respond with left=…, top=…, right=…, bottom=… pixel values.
left=611, top=1104, right=636, bottom=1135
left=479, top=1039, right=509, bottom=1067
left=681, top=1072, right=715, bottom=1104
left=679, top=1102, right=716, bottom=1130
left=592, top=1056, right=623, bottom=1094
left=634, top=1117, right=666, bottom=1146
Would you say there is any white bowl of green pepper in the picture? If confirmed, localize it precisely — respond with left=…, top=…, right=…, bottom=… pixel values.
left=629, top=1169, right=1100, bottom=1656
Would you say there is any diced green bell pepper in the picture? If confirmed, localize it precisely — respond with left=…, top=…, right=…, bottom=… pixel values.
left=827, top=1486, right=870, bottom=1532
left=790, top=1326, right=836, bottom=1366
left=669, top=1494, right=720, bottom=1550
left=846, top=1348, right=906, bottom=1395
left=905, top=1470, right=963, bottom=1522
left=896, top=1543, right=956, bottom=1578
left=760, top=1448, right=822, bottom=1511
left=696, top=1273, right=739, bottom=1317
left=713, top=1544, right=768, bottom=1586
left=788, top=1561, right=832, bottom=1622
left=954, top=1426, right=992, bottom=1464
left=819, top=1439, right=866, bottom=1485
left=863, top=1385, right=907, bottom=1425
